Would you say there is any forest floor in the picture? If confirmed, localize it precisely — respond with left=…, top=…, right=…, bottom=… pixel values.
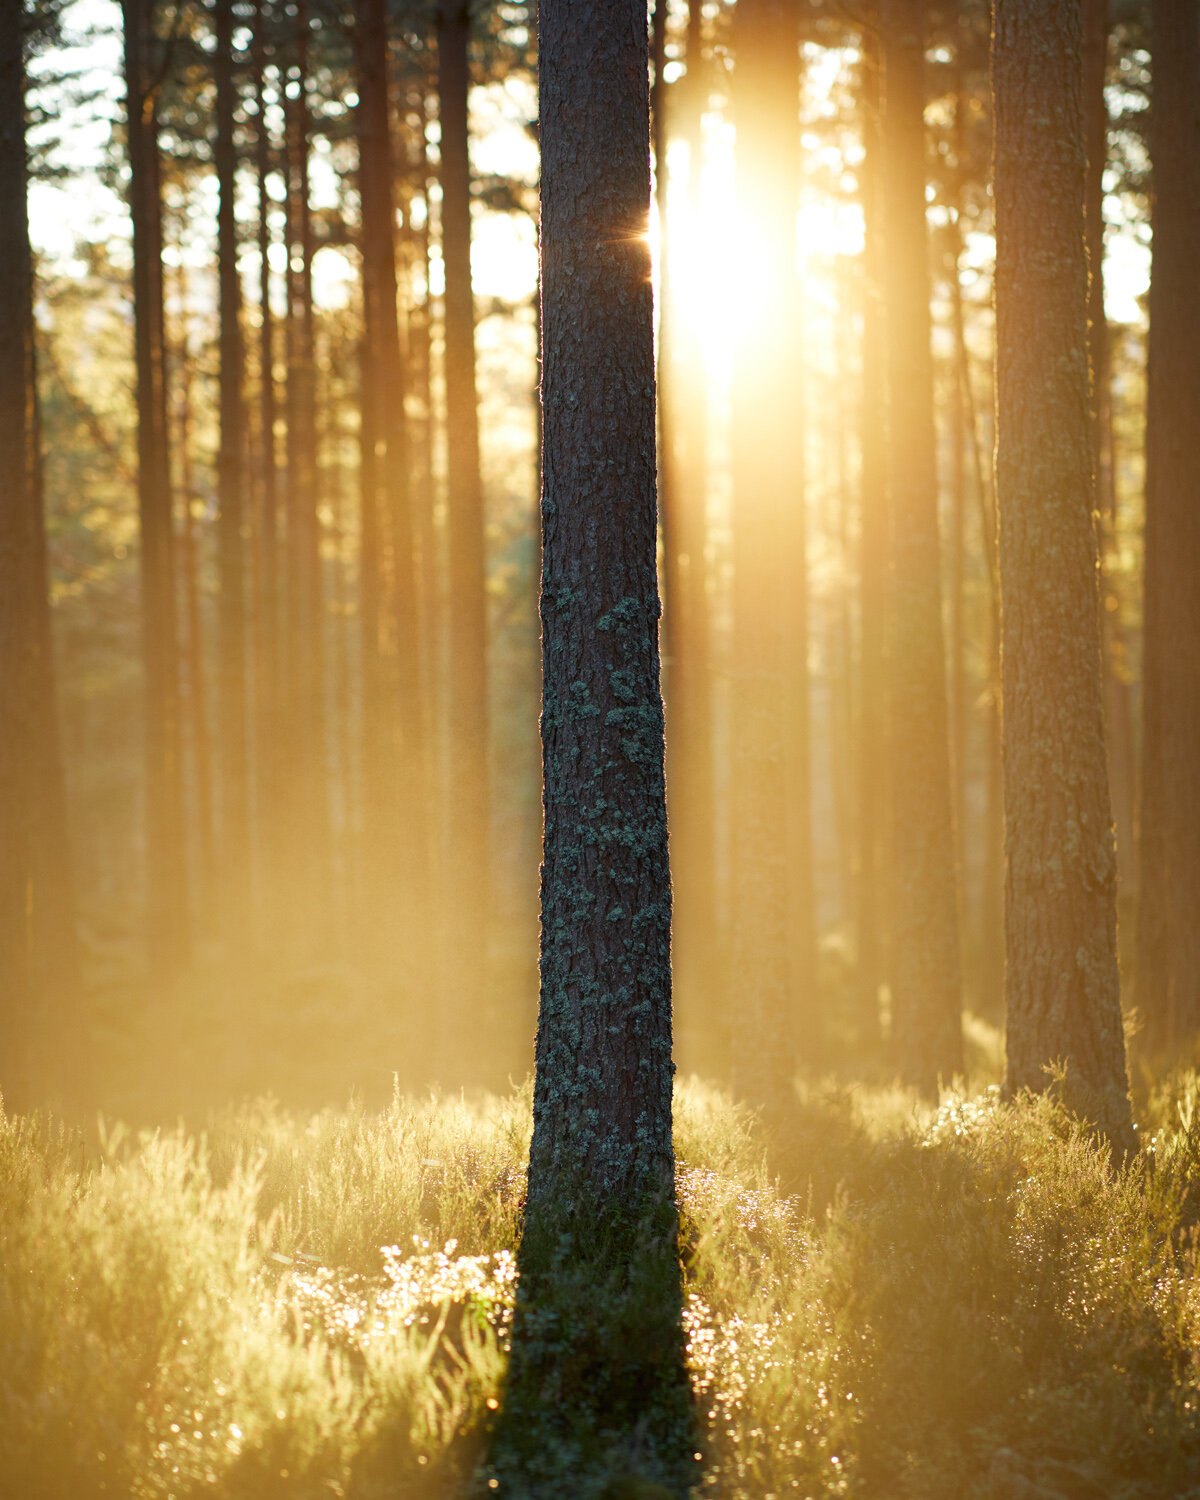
left=5, top=1052, right=1200, bottom=1499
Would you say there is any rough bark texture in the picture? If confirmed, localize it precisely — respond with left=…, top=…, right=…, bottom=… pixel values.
left=214, top=0, right=251, bottom=944
left=437, top=0, right=490, bottom=1063
left=0, top=0, right=80, bottom=1109
left=730, top=0, right=812, bottom=1107
left=123, top=0, right=190, bottom=981
left=496, top=2, right=692, bottom=1489
left=879, top=0, right=962, bottom=1092
left=1137, top=0, right=1200, bottom=1046
left=993, top=0, right=1133, bottom=1145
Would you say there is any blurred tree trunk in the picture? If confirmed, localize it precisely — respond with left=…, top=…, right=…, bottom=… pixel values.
left=122, top=0, right=191, bottom=984
left=437, top=0, right=490, bottom=1068
left=879, top=0, right=962, bottom=1093
left=654, top=0, right=719, bottom=1080
left=214, top=0, right=251, bottom=950
left=252, top=0, right=283, bottom=949
left=355, top=0, right=430, bottom=977
left=172, top=279, right=215, bottom=932
left=856, top=10, right=886, bottom=1050
left=993, top=0, right=1132, bottom=1145
left=1138, top=0, right=1200, bottom=1047
left=496, top=2, right=692, bottom=1485
left=729, top=0, right=812, bottom=1107
left=1084, top=0, right=1137, bottom=897
left=948, top=212, right=1004, bottom=1021
left=0, top=0, right=82, bottom=1109
left=282, top=7, right=328, bottom=945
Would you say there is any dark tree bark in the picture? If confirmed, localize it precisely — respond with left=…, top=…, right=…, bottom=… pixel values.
left=655, top=0, right=719, bottom=1079
left=214, top=0, right=251, bottom=946
left=879, top=0, right=962, bottom=1092
left=494, top=0, right=692, bottom=1488
left=993, top=0, right=1133, bottom=1144
left=729, top=0, right=813, bottom=1106
left=1137, top=0, right=1200, bottom=1047
left=0, top=0, right=81, bottom=1109
left=437, top=0, right=490, bottom=1062
left=354, top=0, right=430, bottom=972
left=123, top=0, right=190, bottom=981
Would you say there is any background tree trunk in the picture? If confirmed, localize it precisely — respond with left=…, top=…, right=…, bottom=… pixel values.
left=1138, top=0, right=1200, bottom=1047
left=879, top=0, right=962, bottom=1092
left=437, top=0, right=490, bottom=1071
left=0, top=0, right=81, bottom=1109
left=993, top=0, right=1132, bottom=1145
left=856, top=8, right=886, bottom=1050
left=123, top=0, right=190, bottom=985
left=355, top=0, right=429, bottom=980
left=729, top=0, right=811, bottom=1107
left=655, top=0, right=719, bottom=1080
left=214, top=0, right=251, bottom=950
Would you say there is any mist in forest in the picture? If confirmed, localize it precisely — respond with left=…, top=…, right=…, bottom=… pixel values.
left=10, top=0, right=1161, bottom=1129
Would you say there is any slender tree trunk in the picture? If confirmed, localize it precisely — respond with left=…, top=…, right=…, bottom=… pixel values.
left=123, top=0, right=190, bottom=983
left=282, top=9, right=328, bottom=943
left=437, top=0, right=490, bottom=1067
left=0, top=0, right=81, bottom=1108
left=253, top=0, right=283, bottom=948
left=947, top=84, right=968, bottom=906
left=993, top=0, right=1132, bottom=1144
left=856, top=11, right=886, bottom=1049
left=496, top=4, right=692, bottom=1486
left=215, top=0, right=251, bottom=949
left=1138, top=0, right=1200, bottom=1047
left=951, top=254, right=1004, bottom=1020
left=729, top=0, right=811, bottom=1107
left=173, top=283, right=216, bottom=931
left=879, top=0, right=962, bottom=1092
left=654, top=0, right=718, bottom=1079
left=1084, top=0, right=1137, bottom=896
left=355, top=0, right=430, bottom=979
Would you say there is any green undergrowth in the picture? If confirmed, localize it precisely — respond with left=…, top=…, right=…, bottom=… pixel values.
left=5, top=1071, right=1200, bottom=1497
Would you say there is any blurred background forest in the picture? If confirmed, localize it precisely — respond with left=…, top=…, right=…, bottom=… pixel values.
left=6, top=0, right=1161, bottom=1121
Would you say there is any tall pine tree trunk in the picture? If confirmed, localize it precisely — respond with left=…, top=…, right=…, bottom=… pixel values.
left=0, top=0, right=81, bottom=1108
left=215, top=0, right=251, bottom=949
left=1084, top=0, right=1137, bottom=897
left=654, top=0, right=719, bottom=1079
left=1137, top=0, right=1200, bottom=1046
left=437, top=0, right=490, bottom=1066
left=993, top=0, right=1132, bottom=1144
left=123, top=0, right=190, bottom=983
left=495, top=4, right=692, bottom=1486
left=354, top=0, right=430, bottom=979
left=252, top=0, right=283, bottom=947
left=729, top=0, right=812, bottom=1106
left=879, top=0, right=962, bottom=1092
left=856, top=9, right=886, bottom=1049
left=282, top=8, right=328, bottom=945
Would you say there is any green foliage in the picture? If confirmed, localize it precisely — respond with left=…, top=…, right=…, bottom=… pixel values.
left=6, top=1074, right=1200, bottom=1497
